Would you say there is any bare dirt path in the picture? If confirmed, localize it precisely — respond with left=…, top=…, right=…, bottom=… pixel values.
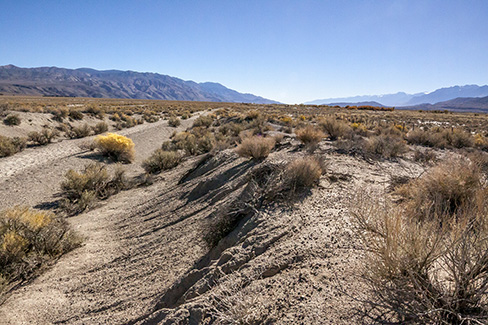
left=0, top=115, right=203, bottom=323
left=0, top=116, right=196, bottom=211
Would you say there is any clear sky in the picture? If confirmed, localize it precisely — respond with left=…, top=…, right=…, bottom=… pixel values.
left=1, top=0, right=487, bottom=103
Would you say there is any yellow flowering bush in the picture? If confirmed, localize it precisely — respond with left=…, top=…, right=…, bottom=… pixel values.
left=95, top=133, right=135, bottom=163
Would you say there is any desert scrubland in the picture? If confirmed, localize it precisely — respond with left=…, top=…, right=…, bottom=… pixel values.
left=1, top=96, right=488, bottom=323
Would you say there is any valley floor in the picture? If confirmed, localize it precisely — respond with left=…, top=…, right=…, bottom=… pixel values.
left=0, top=116, right=427, bottom=324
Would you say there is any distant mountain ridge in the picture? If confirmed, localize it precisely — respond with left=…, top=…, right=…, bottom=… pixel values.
left=400, top=96, right=488, bottom=113
left=326, top=101, right=385, bottom=108
left=405, top=85, right=488, bottom=106
left=306, top=92, right=415, bottom=107
left=0, top=65, right=278, bottom=104
left=306, top=85, right=488, bottom=107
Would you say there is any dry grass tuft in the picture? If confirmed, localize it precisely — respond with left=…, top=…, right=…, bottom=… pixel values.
left=295, top=125, right=325, bottom=146
left=283, top=157, right=323, bottom=191
left=67, top=123, right=92, bottom=139
left=235, top=136, right=275, bottom=160
left=395, top=158, right=482, bottom=221
left=364, top=134, right=409, bottom=159
left=94, top=133, right=135, bottom=163
left=92, top=121, right=108, bottom=135
left=318, top=117, right=351, bottom=140
left=142, top=149, right=182, bottom=174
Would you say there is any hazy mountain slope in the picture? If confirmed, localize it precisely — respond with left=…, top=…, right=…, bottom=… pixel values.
left=324, top=101, right=385, bottom=107
left=305, top=92, right=414, bottom=106
left=306, top=85, right=488, bottom=107
left=405, top=85, right=488, bottom=105
left=400, top=96, right=488, bottom=112
left=0, top=65, right=278, bottom=104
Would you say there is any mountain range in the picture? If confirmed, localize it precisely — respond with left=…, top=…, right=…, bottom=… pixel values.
left=0, top=65, right=278, bottom=104
left=1, top=65, right=488, bottom=112
left=306, top=85, right=488, bottom=107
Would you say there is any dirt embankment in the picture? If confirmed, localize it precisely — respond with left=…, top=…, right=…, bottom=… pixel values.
left=0, top=114, right=426, bottom=323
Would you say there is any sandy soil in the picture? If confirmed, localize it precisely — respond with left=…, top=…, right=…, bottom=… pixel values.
left=0, top=114, right=196, bottom=210
left=0, top=114, right=429, bottom=324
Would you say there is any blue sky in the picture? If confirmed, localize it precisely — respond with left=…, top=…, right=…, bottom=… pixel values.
left=1, top=0, right=487, bottom=103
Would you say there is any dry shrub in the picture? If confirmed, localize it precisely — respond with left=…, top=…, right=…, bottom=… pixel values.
left=142, top=149, right=181, bottom=174
left=192, top=115, right=214, bottom=128
left=0, top=103, right=9, bottom=117
left=235, top=136, right=275, bottom=160
left=197, top=133, right=216, bottom=154
left=283, top=157, right=323, bottom=191
left=413, top=148, right=437, bottom=164
left=353, top=189, right=488, bottom=324
left=111, top=112, right=121, bottom=122
left=318, top=117, right=351, bottom=140
left=407, top=128, right=474, bottom=149
left=396, top=158, right=482, bottom=221
left=92, top=121, right=108, bottom=135
left=3, top=114, right=21, bottom=126
left=351, top=122, right=369, bottom=136
left=248, top=114, right=271, bottom=135
left=354, top=157, right=488, bottom=322
left=69, top=109, right=84, bottom=120
left=67, top=123, right=91, bottom=139
left=0, top=207, right=79, bottom=289
left=280, top=115, right=293, bottom=126
left=143, top=112, right=159, bottom=123
left=377, top=125, right=404, bottom=138
left=84, top=104, right=105, bottom=119
left=406, top=128, right=445, bottom=148
left=181, top=111, right=192, bottom=119
left=219, top=122, right=242, bottom=137
left=447, top=129, right=475, bottom=148
left=60, top=163, right=127, bottom=213
left=0, top=136, right=26, bottom=157
left=28, top=128, right=59, bottom=146
left=94, top=133, right=135, bottom=163
left=168, top=115, right=181, bottom=127
left=172, top=131, right=198, bottom=155
left=364, top=135, right=408, bottom=159
left=474, top=133, right=488, bottom=150
left=114, top=113, right=139, bottom=129
left=468, top=151, right=488, bottom=175
left=246, top=110, right=261, bottom=120
left=295, top=125, right=325, bottom=146
left=51, top=108, right=69, bottom=122
left=259, top=156, right=325, bottom=203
